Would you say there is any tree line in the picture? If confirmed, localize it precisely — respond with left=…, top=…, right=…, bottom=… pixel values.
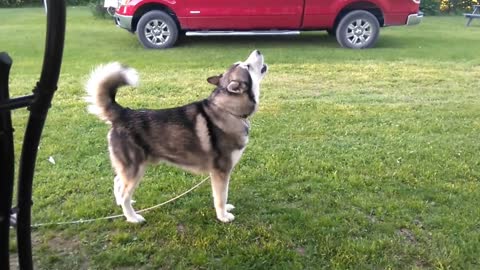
left=423, top=0, right=479, bottom=14
left=1, top=0, right=479, bottom=15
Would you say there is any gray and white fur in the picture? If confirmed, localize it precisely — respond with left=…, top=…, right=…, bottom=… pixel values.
left=85, top=50, right=268, bottom=223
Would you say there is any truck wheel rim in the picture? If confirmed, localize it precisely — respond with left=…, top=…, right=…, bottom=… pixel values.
left=144, top=19, right=170, bottom=46
left=346, top=19, right=372, bottom=47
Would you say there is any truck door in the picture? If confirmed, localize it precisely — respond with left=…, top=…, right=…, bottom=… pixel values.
left=183, top=0, right=304, bottom=30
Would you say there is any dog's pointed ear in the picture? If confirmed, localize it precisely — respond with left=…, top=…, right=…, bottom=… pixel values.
left=207, top=74, right=222, bottom=86
left=226, top=80, right=241, bottom=94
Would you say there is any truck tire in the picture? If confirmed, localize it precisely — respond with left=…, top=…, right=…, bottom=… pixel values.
left=335, top=10, right=380, bottom=49
left=136, top=10, right=179, bottom=49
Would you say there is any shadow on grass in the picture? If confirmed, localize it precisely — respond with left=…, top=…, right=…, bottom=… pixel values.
left=176, top=32, right=340, bottom=49
left=374, top=36, right=419, bottom=49
left=174, top=31, right=425, bottom=51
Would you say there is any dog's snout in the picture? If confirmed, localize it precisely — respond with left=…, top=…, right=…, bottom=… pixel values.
left=246, top=50, right=263, bottom=66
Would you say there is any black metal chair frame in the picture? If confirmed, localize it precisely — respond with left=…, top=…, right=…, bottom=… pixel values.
left=0, top=1, right=66, bottom=269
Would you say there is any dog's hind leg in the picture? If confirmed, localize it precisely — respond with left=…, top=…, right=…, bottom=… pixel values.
left=108, top=129, right=147, bottom=223
left=113, top=175, right=122, bottom=205
left=114, top=175, right=136, bottom=205
left=210, top=170, right=235, bottom=223
left=116, top=164, right=146, bottom=223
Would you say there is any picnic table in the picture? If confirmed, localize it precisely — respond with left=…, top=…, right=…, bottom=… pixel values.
left=465, top=5, right=480, bottom=26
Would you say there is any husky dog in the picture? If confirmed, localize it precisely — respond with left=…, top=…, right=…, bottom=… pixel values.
left=85, top=50, right=268, bottom=223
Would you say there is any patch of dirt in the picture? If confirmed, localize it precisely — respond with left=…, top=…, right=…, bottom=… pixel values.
left=9, top=233, right=82, bottom=270
left=396, top=228, right=417, bottom=244
left=32, top=232, right=90, bottom=269
left=41, top=234, right=82, bottom=253
left=415, top=259, right=432, bottom=269
left=176, top=223, right=186, bottom=235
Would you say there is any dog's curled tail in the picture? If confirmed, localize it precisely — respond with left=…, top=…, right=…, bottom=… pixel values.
left=85, top=62, right=139, bottom=123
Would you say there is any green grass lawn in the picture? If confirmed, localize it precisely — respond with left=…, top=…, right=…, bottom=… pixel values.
left=2, top=7, right=480, bottom=269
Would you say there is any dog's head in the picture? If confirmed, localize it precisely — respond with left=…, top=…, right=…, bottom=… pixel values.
left=207, top=50, right=268, bottom=118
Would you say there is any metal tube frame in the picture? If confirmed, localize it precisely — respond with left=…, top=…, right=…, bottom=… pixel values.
left=0, top=52, right=15, bottom=270
left=0, top=1, right=66, bottom=269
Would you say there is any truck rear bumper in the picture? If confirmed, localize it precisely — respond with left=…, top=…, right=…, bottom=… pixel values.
left=114, top=13, right=133, bottom=31
left=406, top=12, right=424, bottom=26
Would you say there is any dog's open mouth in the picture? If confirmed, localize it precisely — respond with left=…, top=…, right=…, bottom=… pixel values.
left=261, top=64, right=268, bottom=74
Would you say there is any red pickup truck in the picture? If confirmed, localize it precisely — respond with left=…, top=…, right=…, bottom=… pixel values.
left=114, top=0, right=423, bottom=49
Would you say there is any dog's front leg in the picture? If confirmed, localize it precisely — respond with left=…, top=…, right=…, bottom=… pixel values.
left=210, top=170, right=235, bottom=223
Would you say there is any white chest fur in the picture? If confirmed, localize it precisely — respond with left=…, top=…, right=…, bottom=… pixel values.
left=231, top=148, right=245, bottom=168
left=231, top=136, right=248, bottom=167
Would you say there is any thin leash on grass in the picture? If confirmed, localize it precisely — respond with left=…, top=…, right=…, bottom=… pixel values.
left=19, top=176, right=210, bottom=228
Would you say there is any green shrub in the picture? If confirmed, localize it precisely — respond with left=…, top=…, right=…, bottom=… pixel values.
left=440, top=0, right=479, bottom=14
left=421, top=0, right=442, bottom=15
left=0, top=0, right=92, bottom=7
left=88, top=0, right=107, bottom=18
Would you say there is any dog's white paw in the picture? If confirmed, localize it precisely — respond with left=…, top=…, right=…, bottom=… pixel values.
left=126, top=213, right=145, bottom=224
left=225, top=204, right=235, bottom=212
left=217, top=212, right=235, bottom=223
